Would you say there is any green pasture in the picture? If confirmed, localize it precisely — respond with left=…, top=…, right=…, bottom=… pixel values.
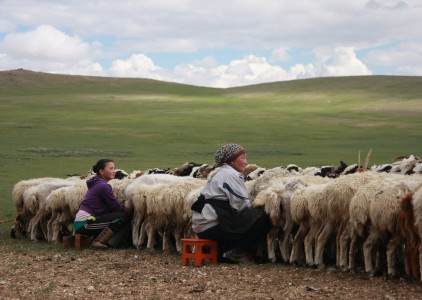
left=0, top=70, right=421, bottom=234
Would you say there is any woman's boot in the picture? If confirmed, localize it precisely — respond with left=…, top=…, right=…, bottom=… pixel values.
left=92, top=227, right=114, bottom=248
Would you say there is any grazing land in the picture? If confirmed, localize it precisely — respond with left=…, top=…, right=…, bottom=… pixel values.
left=2, top=237, right=422, bottom=300
left=1, top=70, right=421, bottom=229
left=0, top=70, right=422, bottom=299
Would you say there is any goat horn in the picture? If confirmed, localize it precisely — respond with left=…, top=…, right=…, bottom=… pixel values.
left=364, top=148, right=372, bottom=170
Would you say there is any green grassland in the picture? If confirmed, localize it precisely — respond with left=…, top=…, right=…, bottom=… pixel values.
left=0, top=69, right=421, bottom=233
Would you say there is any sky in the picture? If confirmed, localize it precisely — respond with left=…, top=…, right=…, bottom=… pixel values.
left=0, top=0, right=421, bottom=88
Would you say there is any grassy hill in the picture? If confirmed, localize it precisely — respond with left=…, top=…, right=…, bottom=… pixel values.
left=0, top=69, right=421, bottom=230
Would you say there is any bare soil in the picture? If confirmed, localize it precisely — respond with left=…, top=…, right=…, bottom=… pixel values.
left=1, top=241, right=422, bottom=300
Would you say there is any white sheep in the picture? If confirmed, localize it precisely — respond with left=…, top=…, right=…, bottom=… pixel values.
left=252, top=175, right=329, bottom=263
left=47, top=181, right=88, bottom=243
left=363, top=177, right=422, bottom=277
left=46, top=186, right=71, bottom=242
left=142, top=179, right=205, bottom=252
left=12, top=177, right=55, bottom=214
left=314, top=171, right=384, bottom=270
left=289, top=182, right=330, bottom=266
left=129, top=174, right=196, bottom=249
left=27, top=179, right=77, bottom=242
left=347, top=173, right=403, bottom=271
left=249, top=167, right=293, bottom=201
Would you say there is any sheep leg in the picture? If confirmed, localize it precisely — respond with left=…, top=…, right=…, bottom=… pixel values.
left=51, top=217, right=61, bottom=244
left=139, top=218, right=148, bottom=246
left=408, top=246, right=420, bottom=280
left=47, top=213, right=55, bottom=242
left=280, top=222, right=294, bottom=263
left=348, top=234, right=358, bottom=272
left=290, top=223, right=308, bottom=265
left=339, top=223, right=351, bottom=272
left=335, top=225, right=342, bottom=267
left=267, top=227, right=279, bottom=263
left=386, top=238, right=398, bottom=277
left=162, top=226, right=170, bottom=251
left=40, top=217, right=48, bottom=241
left=315, top=222, right=333, bottom=270
left=174, top=229, right=182, bottom=253
left=28, top=218, right=37, bottom=242
left=363, top=232, right=376, bottom=277
left=131, top=212, right=141, bottom=248
left=305, top=224, right=319, bottom=266
left=145, top=221, right=156, bottom=250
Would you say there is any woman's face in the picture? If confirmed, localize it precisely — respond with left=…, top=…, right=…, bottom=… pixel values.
left=99, top=161, right=116, bottom=181
left=231, top=153, right=248, bottom=173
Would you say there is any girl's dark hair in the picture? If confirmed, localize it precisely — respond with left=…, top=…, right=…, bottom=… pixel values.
left=92, top=159, right=114, bottom=175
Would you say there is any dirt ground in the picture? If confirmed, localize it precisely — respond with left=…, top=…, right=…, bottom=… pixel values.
left=1, top=241, right=422, bottom=300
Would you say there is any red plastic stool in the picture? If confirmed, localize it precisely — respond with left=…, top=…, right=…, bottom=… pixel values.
left=181, top=238, right=218, bottom=266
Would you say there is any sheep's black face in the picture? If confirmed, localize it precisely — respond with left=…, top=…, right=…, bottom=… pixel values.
left=115, top=170, right=128, bottom=180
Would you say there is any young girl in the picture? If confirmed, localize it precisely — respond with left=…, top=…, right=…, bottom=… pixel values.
left=75, top=159, right=130, bottom=248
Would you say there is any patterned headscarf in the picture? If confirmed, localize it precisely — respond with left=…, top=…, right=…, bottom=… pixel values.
left=214, top=144, right=246, bottom=166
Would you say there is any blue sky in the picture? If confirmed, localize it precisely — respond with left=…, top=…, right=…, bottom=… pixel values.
left=0, top=0, right=421, bottom=87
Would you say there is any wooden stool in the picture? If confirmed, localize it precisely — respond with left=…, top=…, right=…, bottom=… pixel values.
left=62, top=235, right=75, bottom=249
left=75, top=234, right=92, bottom=250
left=181, top=238, right=218, bottom=266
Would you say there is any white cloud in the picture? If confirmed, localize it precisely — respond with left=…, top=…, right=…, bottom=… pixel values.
left=0, top=25, right=101, bottom=74
left=108, top=54, right=166, bottom=81
left=312, top=47, right=372, bottom=77
left=363, top=42, right=422, bottom=75
left=270, top=47, right=290, bottom=63
left=174, top=55, right=291, bottom=88
left=0, top=1, right=420, bottom=86
left=1, top=25, right=97, bottom=61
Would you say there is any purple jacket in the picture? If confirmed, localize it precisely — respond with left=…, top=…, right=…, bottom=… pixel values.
left=78, top=176, right=124, bottom=216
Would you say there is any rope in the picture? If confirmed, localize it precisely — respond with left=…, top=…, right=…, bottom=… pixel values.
left=0, top=219, right=14, bottom=225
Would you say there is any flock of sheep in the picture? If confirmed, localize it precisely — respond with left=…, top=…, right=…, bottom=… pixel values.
left=10, top=155, right=422, bottom=282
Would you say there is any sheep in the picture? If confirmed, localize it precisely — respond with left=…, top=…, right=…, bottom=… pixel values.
left=129, top=174, right=196, bottom=249
left=390, top=155, right=421, bottom=174
left=46, top=186, right=71, bottom=242
left=348, top=173, right=401, bottom=271
left=159, top=179, right=205, bottom=252
left=47, top=181, right=88, bottom=243
left=109, top=178, right=135, bottom=207
left=131, top=183, right=161, bottom=249
left=124, top=173, right=188, bottom=211
left=314, top=171, right=384, bottom=270
left=141, top=179, right=205, bottom=252
left=405, top=184, right=422, bottom=281
left=248, top=167, right=293, bottom=201
left=410, top=163, right=422, bottom=175
left=289, top=182, right=330, bottom=266
left=173, top=162, right=203, bottom=176
left=12, top=177, right=55, bottom=214
left=11, top=177, right=55, bottom=238
left=246, top=166, right=267, bottom=181
left=397, top=190, right=421, bottom=280
left=363, top=177, right=422, bottom=277
left=27, top=179, right=77, bottom=242
left=252, top=175, right=330, bottom=263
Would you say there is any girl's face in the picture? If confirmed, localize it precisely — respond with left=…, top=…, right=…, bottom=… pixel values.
left=231, top=153, right=248, bottom=173
left=99, top=162, right=116, bottom=181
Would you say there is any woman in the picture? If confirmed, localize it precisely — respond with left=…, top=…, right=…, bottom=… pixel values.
left=191, top=144, right=271, bottom=263
left=74, top=159, right=131, bottom=248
